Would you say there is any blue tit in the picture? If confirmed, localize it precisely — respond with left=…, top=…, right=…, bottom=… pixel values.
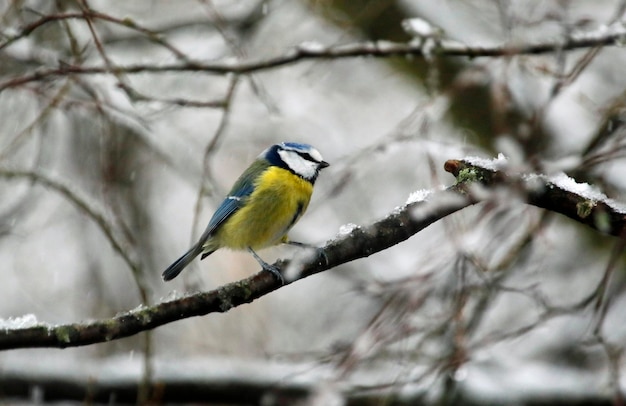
left=162, top=142, right=329, bottom=283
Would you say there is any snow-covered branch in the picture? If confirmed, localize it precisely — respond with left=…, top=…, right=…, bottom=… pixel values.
left=445, top=158, right=626, bottom=238
left=0, top=184, right=473, bottom=350
left=2, top=155, right=625, bottom=350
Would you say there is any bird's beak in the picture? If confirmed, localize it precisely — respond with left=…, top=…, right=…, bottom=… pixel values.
left=320, top=161, right=330, bottom=169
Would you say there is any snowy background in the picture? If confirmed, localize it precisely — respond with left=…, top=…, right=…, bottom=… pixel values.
left=1, top=0, right=626, bottom=404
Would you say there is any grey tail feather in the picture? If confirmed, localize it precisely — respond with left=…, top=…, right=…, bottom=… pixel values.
left=162, top=244, right=204, bottom=281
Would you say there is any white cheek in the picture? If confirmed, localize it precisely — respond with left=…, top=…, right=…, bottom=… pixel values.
left=296, top=161, right=318, bottom=179
left=309, top=149, right=324, bottom=163
left=279, top=150, right=318, bottom=179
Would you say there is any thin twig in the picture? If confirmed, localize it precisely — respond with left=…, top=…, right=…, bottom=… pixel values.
left=0, top=10, right=193, bottom=62
left=3, top=27, right=626, bottom=92
left=0, top=81, right=71, bottom=160
left=190, top=75, right=240, bottom=255
left=78, top=0, right=134, bottom=99
left=0, top=168, right=147, bottom=302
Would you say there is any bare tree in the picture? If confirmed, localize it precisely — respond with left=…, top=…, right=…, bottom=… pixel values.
left=1, top=1, right=626, bottom=404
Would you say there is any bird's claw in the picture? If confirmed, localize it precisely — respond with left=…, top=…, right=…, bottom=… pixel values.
left=262, top=263, right=285, bottom=285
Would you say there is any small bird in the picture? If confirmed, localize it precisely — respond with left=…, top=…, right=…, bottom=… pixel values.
left=162, top=142, right=329, bottom=283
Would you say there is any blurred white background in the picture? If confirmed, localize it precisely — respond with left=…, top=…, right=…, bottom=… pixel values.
left=1, top=0, right=626, bottom=404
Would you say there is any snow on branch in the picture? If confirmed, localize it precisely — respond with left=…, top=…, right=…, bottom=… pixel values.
left=445, top=157, right=626, bottom=237
left=0, top=183, right=473, bottom=350
left=1, top=156, right=625, bottom=350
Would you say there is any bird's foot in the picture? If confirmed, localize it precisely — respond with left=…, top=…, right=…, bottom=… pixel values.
left=248, top=247, right=285, bottom=285
left=261, top=263, right=285, bottom=285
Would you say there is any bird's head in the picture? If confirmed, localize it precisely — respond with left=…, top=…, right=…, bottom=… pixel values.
left=261, top=142, right=329, bottom=182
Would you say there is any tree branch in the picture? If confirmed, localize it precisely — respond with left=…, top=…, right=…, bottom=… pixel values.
left=2, top=156, right=625, bottom=350
left=0, top=184, right=473, bottom=350
left=0, top=357, right=614, bottom=405
left=0, top=168, right=148, bottom=302
left=2, top=21, right=625, bottom=92
left=0, top=10, right=192, bottom=62
left=444, top=158, right=626, bottom=238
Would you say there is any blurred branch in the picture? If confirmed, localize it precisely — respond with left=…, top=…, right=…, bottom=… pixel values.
left=0, top=82, right=71, bottom=160
left=0, top=356, right=618, bottom=405
left=2, top=22, right=626, bottom=91
left=0, top=9, right=192, bottom=62
left=198, top=0, right=280, bottom=114
left=77, top=0, right=132, bottom=98
left=191, top=75, right=240, bottom=250
left=2, top=156, right=626, bottom=350
left=0, top=363, right=311, bottom=404
left=0, top=168, right=148, bottom=302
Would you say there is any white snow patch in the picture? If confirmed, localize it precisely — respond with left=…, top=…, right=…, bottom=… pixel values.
left=160, top=289, right=182, bottom=302
left=570, top=20, right=626, bottom=43
left=0, top=314, right=41, bottom=330
left=402, top=18, right=439, bottom=37
left=525, top=172, right=626, bottom=214
left=375, top=40, right=400, bottom=52
left=463, top=153, right=508, bottom=171
left=549, top=173, right=606, bottom=201
left=550, top=173, right=626, bottom=214
left=406, top=189, right=433, bottom=205
left=298, top=41, right=326, bottom=53
left=337, top=223, right=359, bottom=237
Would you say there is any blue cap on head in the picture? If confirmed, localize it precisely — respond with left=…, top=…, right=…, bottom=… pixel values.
left=261, top=142, right=314, bottom=167
left=280, top=142, right=313, bottom=152
left=260, top=142, right=328, bottom=182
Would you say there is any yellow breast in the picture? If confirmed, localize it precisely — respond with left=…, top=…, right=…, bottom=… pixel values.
left=212, top=167, right=314, bottom=250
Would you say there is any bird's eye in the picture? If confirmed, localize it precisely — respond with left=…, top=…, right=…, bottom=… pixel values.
left=298, top=152, right=318, bottom=163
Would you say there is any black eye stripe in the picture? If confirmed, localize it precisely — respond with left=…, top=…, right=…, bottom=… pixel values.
left=279, top=146, right=321, bottom=164
left=297, top=151, right=318, bottom=163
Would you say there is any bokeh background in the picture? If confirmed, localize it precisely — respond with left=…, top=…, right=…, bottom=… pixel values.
left=1, top=0, right=626, bottom=404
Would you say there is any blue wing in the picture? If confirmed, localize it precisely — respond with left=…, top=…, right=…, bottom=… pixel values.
left=162, top=161, right=267, bottom=281
left=162, top=181, right=254, bottom=281
left=196, top=161, right=267, bottom=245
left=198, top=183, right=252, bottom=242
